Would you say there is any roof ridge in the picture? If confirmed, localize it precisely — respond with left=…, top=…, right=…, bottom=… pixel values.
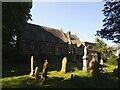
left=41, top=25, right=62, bottom=32
left=27, top=23, right=62, bottom=32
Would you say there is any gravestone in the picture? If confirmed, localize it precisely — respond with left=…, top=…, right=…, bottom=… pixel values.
left=30, top=56, right=34, bottom=77
left=89, top=56, right=100, bottom=78
left=41, top=60, right=48, bottom=84
left=34, top=67, right=39, bottom=79
left=60, top=57, right=67, bottom=73
left=100, top=59, right=104, bottom=65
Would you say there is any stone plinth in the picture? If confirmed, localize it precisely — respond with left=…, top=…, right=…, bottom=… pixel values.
left=82, top=59, right=88, bottom=72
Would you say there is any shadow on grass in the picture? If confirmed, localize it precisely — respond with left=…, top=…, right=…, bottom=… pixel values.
left=43, top=71, right=118, bottom=88
left=42, top=75, right=117, bottom=88
left=2, top=60, right=82, bottom=78
left=73, top=75, right=118, bottom=88
left=2, top=75, right=43, bottom=88
left=2, top=72, right=118, bottom=88
left=2, top=63, right=30, bottom=78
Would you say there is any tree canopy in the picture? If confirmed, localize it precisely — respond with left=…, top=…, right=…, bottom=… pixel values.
left=2, top=2, right=32, bottom=48
left=95, top=37, right=117, bottom=65
left=96, top=1, right=120, bottom=43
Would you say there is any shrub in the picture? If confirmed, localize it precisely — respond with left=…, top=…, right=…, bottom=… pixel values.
left=107, top=55, right=118, bottom=65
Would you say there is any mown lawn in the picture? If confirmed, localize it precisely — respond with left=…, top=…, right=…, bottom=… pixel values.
left=0, top=62, right=118, bottom=88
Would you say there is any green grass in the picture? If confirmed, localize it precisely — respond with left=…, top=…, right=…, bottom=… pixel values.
left=0, top=70, right=89, bottom=88
left=1, top=62, right=118, bottom=88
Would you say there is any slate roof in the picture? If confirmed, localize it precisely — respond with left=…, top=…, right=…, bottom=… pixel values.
left=21, top=23, right=68, bottom=44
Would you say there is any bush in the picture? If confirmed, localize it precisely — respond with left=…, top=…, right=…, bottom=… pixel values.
left=106, top=55, right=118, bottom=65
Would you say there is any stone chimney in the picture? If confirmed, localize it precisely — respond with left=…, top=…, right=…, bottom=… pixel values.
left=66, top=31, right=71, bottom=45
left=68, top=31, right=71, bottom=35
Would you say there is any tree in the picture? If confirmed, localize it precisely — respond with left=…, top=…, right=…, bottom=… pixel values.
left=95, top=37, right=117, bottom=64
left=95, top=37, right=108, bottom=62
left=2, top=2, right=32, bottom=60
left=2, top=2, right=32, bottom=48
left=96, top=1, right=120, bottom=43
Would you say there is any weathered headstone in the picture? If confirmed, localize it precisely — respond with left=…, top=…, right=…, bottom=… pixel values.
left=100, top=59, right=104, bottom=65
left=34, top=67, right=39, bottom=79
left=30, top=56, right=34, bottom=77
left=41, top=60, right=48, bottom=84
left=60, top=57, right=67, bottom=73
left=89, top=56, right=100, bottom=78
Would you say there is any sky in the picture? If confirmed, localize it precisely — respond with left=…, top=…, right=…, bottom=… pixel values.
left=28, top=1, right=116, bottom=46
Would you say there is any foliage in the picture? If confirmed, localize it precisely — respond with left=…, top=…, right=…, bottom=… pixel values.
left=102, top=63, right=117, bottom=72
left=2, top=2, right=32, bottom=59
left=95, top=37, right=108, bottom=61
left=107, top=55, right=118, bottom=65
left=95, top=37, right=117, bottom=63
left=96, top=1, right=120, bottom=43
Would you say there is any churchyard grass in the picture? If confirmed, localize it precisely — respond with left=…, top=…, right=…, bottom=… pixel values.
left=1, top=62, right=118, bottom=88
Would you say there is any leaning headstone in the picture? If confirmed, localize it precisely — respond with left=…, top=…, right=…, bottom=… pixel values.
left=30, top=56, right=34, bottom=77
left=41, top=60, right=48, bottom=85
left=60, top=57, right=67, bottom=73
left=34, top=67, right=39, bottom=79
left=89, top=56, right=100, bottom=78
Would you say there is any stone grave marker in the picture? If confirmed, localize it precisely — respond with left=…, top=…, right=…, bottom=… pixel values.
left=100, top=59, right=104, bottom=65
left=60, top=57, right=67, bottom=73
left=41, top=60, right=48, bottom=84
left=89, top=56, right=100, bottom=78
left=34, top=67, right=39, bottom=79
left=30, top=56, right=34, bottom=77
